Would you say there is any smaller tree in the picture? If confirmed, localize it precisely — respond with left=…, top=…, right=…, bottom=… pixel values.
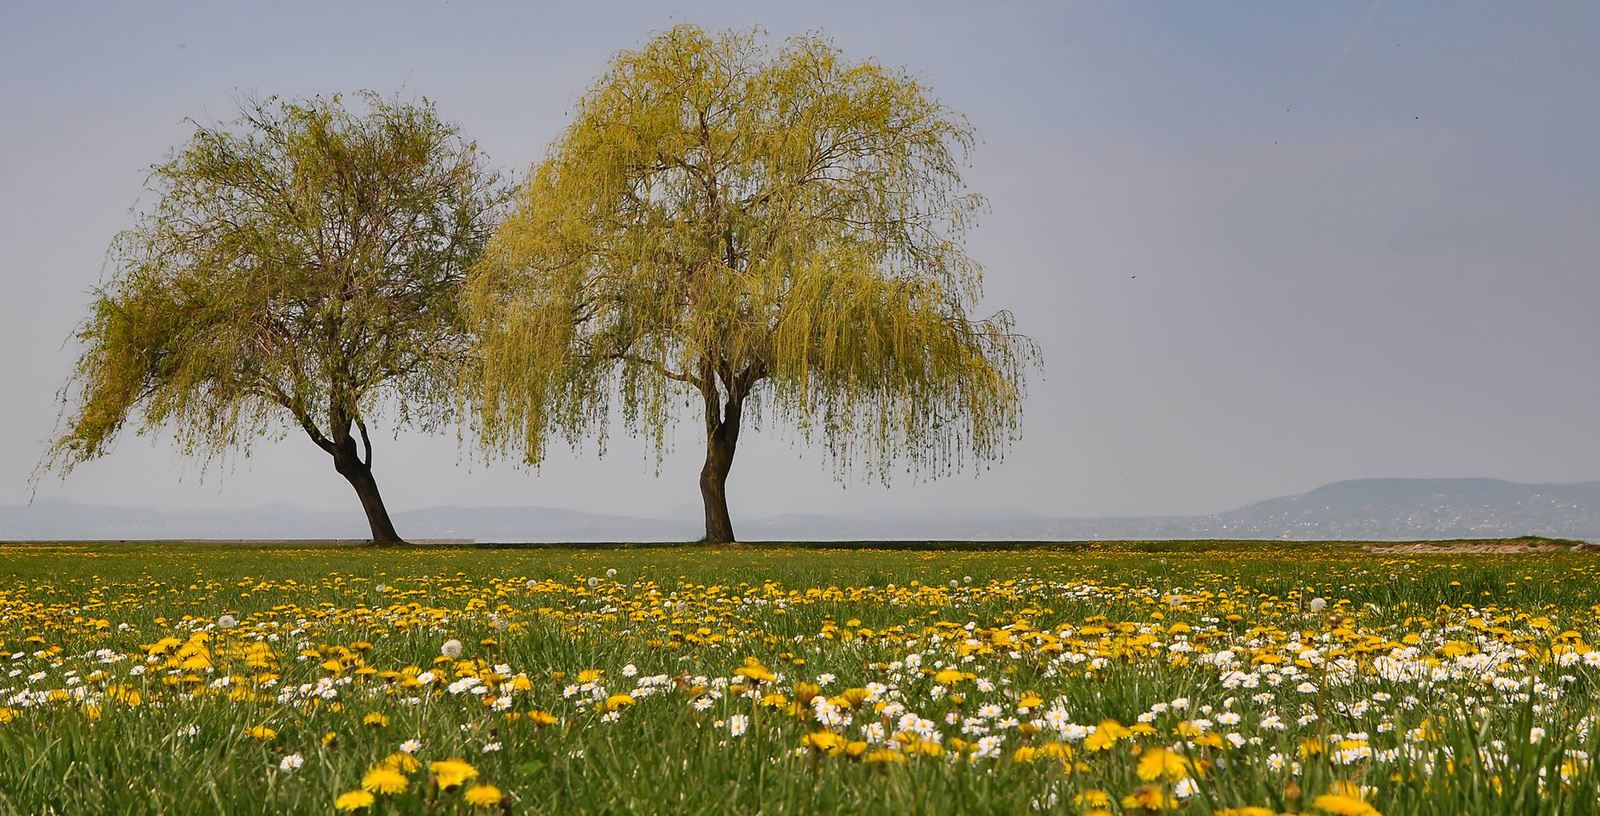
left=466, top=26, right=1039, bottom=542
left=40, top=92, right=505, bottom=543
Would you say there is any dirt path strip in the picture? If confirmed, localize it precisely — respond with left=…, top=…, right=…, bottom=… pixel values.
left=1364, top=542, right=1596, bottom=554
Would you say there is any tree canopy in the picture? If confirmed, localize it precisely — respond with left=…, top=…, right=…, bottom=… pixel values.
left=42, top=92, right=505, bottom=543
left=466, top=25, right=1037, bottom=542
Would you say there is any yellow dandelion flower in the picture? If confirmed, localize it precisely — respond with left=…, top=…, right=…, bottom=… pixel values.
left=734, top=660, right=776, bottom=684
left=1312, top=794, right=1380, bottom=816
left=1098, top=719, right=1132, bottom=740
left=1122, top=785, right=1178, bottom=811
left=361, top=766, right=408, bottom=795
left=802, top=731, right=845, bottom=755
left=464, top=785, right=503, bottom=807
left=1083, top=729, right=1118, bottom=752
left=382, top=752, right=421, bottom=773
left=1040, top=742, right=1074, bottom=759
left=363, top=712, right=390, bottom=728
left=429, top=758, right=479, bottom=790
left=1075, top=790, right=1112, bottom=807
left=334, top=790, right=375, bottom=811
left=793, top=682, right=820, bottom=705
left=1136, top=747, right=1192, bottom=781
left=245, top=725, right=277, bottom=741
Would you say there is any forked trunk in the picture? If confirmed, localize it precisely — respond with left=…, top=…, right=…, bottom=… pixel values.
left=699, top=394, right=742, bottom=544
left=331, top=437, right=404, bottom=545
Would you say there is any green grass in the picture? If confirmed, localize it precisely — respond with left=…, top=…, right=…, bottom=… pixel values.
left=0, top=540, right=1597, bottom=815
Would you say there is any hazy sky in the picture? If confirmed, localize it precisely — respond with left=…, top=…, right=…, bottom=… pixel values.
left=4, top=1, right=1598, bottom=523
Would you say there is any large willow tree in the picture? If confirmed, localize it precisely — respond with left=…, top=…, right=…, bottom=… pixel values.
left=468, top=25, right=1037, bottom=542
left=41, top=92, right=504, bottom=544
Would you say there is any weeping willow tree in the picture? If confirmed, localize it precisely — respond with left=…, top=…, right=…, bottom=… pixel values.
left=468, top=25, right=1038, bottom=543
left=40, top=92, right=505, bottom=544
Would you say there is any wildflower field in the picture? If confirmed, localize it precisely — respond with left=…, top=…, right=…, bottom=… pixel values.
left=2, top=541, right=1599, bottom=815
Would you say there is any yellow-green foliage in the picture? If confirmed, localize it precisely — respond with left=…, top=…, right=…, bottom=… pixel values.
left=41, top=92, right=506, bottom=477
left=467, top=25, right=1039, bottom=480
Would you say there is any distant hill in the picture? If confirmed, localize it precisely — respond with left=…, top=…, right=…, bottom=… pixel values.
left=397, top=505, right=688, bottom=541
left=3, top=478, right=1597, bottom=542
left=0, top=500, right=694, bottom=542
left=688, top=478, right=1600, bottom=542
left=1197, top=478, right=1600, bottom=541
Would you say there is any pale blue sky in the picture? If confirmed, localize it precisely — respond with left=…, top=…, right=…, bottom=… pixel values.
left=3, top=2, right=1597, bottom=521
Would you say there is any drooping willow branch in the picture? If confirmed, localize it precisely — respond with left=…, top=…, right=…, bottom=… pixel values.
left=462, top=25, right=1040, bottom=487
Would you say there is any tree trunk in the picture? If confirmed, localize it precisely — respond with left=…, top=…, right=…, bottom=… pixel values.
left=331, top=437, right=404, bottom=545
left=699, top=393, right=742, bottom=544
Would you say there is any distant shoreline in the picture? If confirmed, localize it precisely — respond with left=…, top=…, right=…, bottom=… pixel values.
left=1, top=535, right=1591, bottom=551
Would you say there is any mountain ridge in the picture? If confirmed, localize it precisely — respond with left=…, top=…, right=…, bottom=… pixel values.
left=4, top=478, right=1598, bottom=542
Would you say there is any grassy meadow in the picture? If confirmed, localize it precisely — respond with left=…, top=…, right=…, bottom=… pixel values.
left=1, top=540, right=1599, bottom=815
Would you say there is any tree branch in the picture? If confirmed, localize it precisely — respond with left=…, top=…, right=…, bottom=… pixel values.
left=295, top=411, right=335, bottom=454
left=355, top=413, right=373, bottom=467
left=614, top=353, right=701, bottom=386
